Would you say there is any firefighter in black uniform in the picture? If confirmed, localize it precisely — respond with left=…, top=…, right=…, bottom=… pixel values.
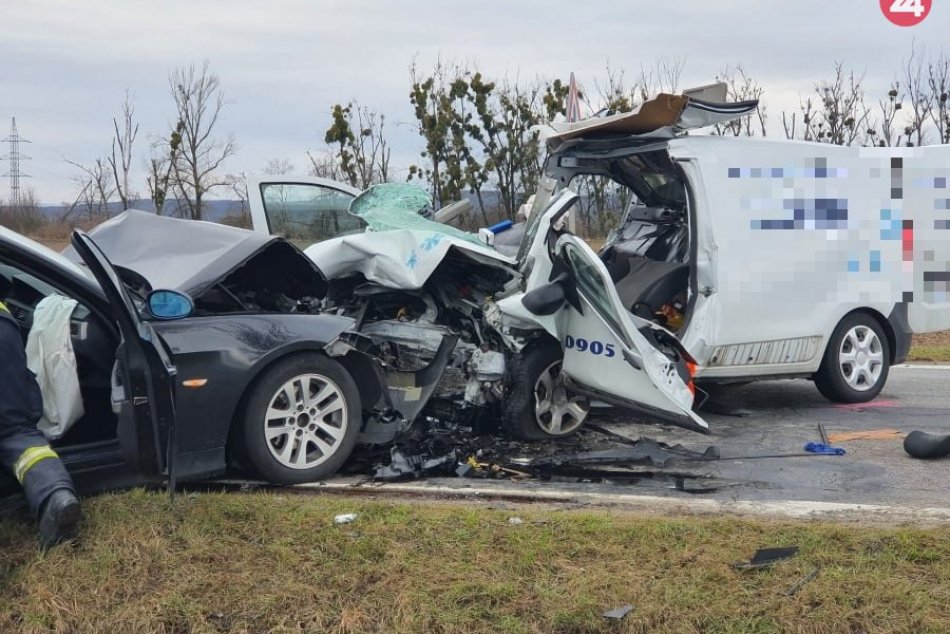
left=0, top=299, right=81, bottom=547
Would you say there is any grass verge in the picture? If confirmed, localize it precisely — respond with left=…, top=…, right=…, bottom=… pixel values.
left=1, top=490, right=949, bottom=633
left=908, top=331, right=950, bottom=362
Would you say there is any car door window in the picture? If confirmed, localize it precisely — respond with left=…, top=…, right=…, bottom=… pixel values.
left=562, top=242, right=631, bottom=347
left=259, top=183, right=363, bottom=246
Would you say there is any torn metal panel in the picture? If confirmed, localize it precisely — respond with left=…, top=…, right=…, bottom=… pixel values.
left=528, top=437, right=719, bottom=469
left=382, top=334, right=459, bottom=424
left=374, top=446, right=457, bottom=481
left=538, top=93, right=759, bottom=147
left=305, top=230, right=514, bottom=291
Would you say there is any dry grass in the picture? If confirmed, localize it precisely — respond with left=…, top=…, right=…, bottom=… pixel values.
left=1, top=490, right=949, bottom=633
left=908, top=330, right=950, bottom=362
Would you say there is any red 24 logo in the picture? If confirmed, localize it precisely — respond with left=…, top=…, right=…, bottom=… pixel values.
left=881, top=0, right=931, bottom=26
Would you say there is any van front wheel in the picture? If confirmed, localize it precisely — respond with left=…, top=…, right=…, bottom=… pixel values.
left=814, top=314, right=890, bottom=403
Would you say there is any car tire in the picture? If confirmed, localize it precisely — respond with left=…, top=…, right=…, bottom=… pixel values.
left=814, top=313, right=890, bottom=403
left=240, top=353, right=362, bottom=484
left=503, top=341, right=590, bottom=439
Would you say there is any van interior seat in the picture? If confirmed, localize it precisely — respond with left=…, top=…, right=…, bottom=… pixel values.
left=606, top=253, right=688, bottom=316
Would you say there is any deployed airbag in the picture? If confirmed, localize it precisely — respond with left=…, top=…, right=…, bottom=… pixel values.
left=26, top=295, right=84, bottom=440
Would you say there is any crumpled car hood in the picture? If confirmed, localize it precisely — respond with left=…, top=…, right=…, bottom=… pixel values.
left=306, top=229, right=514, bottom=290
left=63, top=209, right=327, bottom=303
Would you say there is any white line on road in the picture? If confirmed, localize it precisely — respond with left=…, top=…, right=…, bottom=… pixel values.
left=893, top=363, right=950, bottom=370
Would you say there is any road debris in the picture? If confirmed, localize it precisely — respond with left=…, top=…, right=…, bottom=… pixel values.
left=602, top=604, right=635, bottom=620
left=334, top=514, right=358, bottom=525
left=507, top=517, right=524, bottom=525
left=803, top=442, right=846, bottom=456
left=785, top=567, right=820, bottom=596
left=733, top=546, right=800, bottom=570
left=903, top=430, right=950, bottom=459
left=360, top=416, right=727, bottom=491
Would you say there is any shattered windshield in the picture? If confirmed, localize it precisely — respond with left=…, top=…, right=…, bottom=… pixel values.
left=348, top=183, right=487, bottom=247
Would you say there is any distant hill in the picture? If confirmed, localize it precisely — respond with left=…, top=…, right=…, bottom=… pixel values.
left=38, top=199, right=247, bottom=222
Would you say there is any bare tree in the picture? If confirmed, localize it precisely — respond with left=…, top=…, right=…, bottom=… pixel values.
left=639, top=56, right=685, bottom=98
left=146, top=120, right=184, bottom=214
left=783, top=63, right=871, bottom=146
left=168, top=62, right=237, bottom=220
left=712, top=65, right=767, bottom=137
left=322, top=102, right=392, bottom=189
left=903, top=45, right=932, bottom=146
left=222, top=172, right=251, bottom=228
left=873, top=82, right=905, bottom=147
left=306, top=150, right=344, bottom=181
left=928, top=50, right=950, bottom=144
left=594, top=63, right=639, bottom=113
left=107, top=90, right=139, bottom=211
left=262, top=157, right=295, bottom=176
left=67, top=157, right=116, bottom=220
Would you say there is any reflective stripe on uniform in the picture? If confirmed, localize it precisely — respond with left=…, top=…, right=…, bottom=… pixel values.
left=13, top=445, right=60, bottom=483
left=0, top=300, right=8, bottom=313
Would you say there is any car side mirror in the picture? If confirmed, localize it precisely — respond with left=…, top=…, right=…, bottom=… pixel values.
left=522, top=281, right=566, bottom=316
left=147, top=290, right=194, bottom=320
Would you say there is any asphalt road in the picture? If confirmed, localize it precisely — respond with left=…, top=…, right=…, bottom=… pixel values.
left=312, top=365, right=949, bottom=516
left=597, top=364, right=950, bottom=509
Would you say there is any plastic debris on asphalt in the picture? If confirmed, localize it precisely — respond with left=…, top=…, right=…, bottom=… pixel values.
left=803, top=442, right=846, bottom=455
left=903, top=430, right=950, bottom=459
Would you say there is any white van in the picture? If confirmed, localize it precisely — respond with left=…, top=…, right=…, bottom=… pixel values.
left=247, top=94, right=950, bottom=434
left=532, top=108, right=950, bottom=404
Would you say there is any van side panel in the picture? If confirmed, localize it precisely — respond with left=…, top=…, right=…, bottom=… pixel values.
left=668, top=138, right=949, bottom=373
left=901, top=146, right=950, bottom=332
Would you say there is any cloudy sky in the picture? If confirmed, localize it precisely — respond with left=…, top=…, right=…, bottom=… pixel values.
left=2, top=0, right=947, bottom=203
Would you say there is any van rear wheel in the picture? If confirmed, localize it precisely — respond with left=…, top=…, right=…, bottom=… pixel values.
left=814, top=313, right=890, bottom=403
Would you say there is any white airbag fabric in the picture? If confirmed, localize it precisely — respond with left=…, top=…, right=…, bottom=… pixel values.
left=25, top=294, right=85, bottom=440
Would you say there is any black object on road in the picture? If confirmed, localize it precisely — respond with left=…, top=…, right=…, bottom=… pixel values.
left=903, top=430, right=950, bottom=459
left=733, top=546, right=800, bottom=570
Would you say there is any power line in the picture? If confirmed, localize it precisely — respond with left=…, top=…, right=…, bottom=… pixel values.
left=1, top=117, right=32, bottom=205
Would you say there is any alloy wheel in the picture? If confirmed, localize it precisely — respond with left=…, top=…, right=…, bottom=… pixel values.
left=534, top=361, right=590, bottom=435
left=263, top=373, right=348, bottom=469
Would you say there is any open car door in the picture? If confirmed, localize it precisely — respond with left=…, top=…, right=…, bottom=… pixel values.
left=70, top=232, right=177, bottom=479
left=553, top=233, right=708, bottom=433
left=247, top=176, right=363, bottom=247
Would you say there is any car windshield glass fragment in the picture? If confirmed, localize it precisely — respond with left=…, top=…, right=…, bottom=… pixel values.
left=348, top=183, right=487, bottom=247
